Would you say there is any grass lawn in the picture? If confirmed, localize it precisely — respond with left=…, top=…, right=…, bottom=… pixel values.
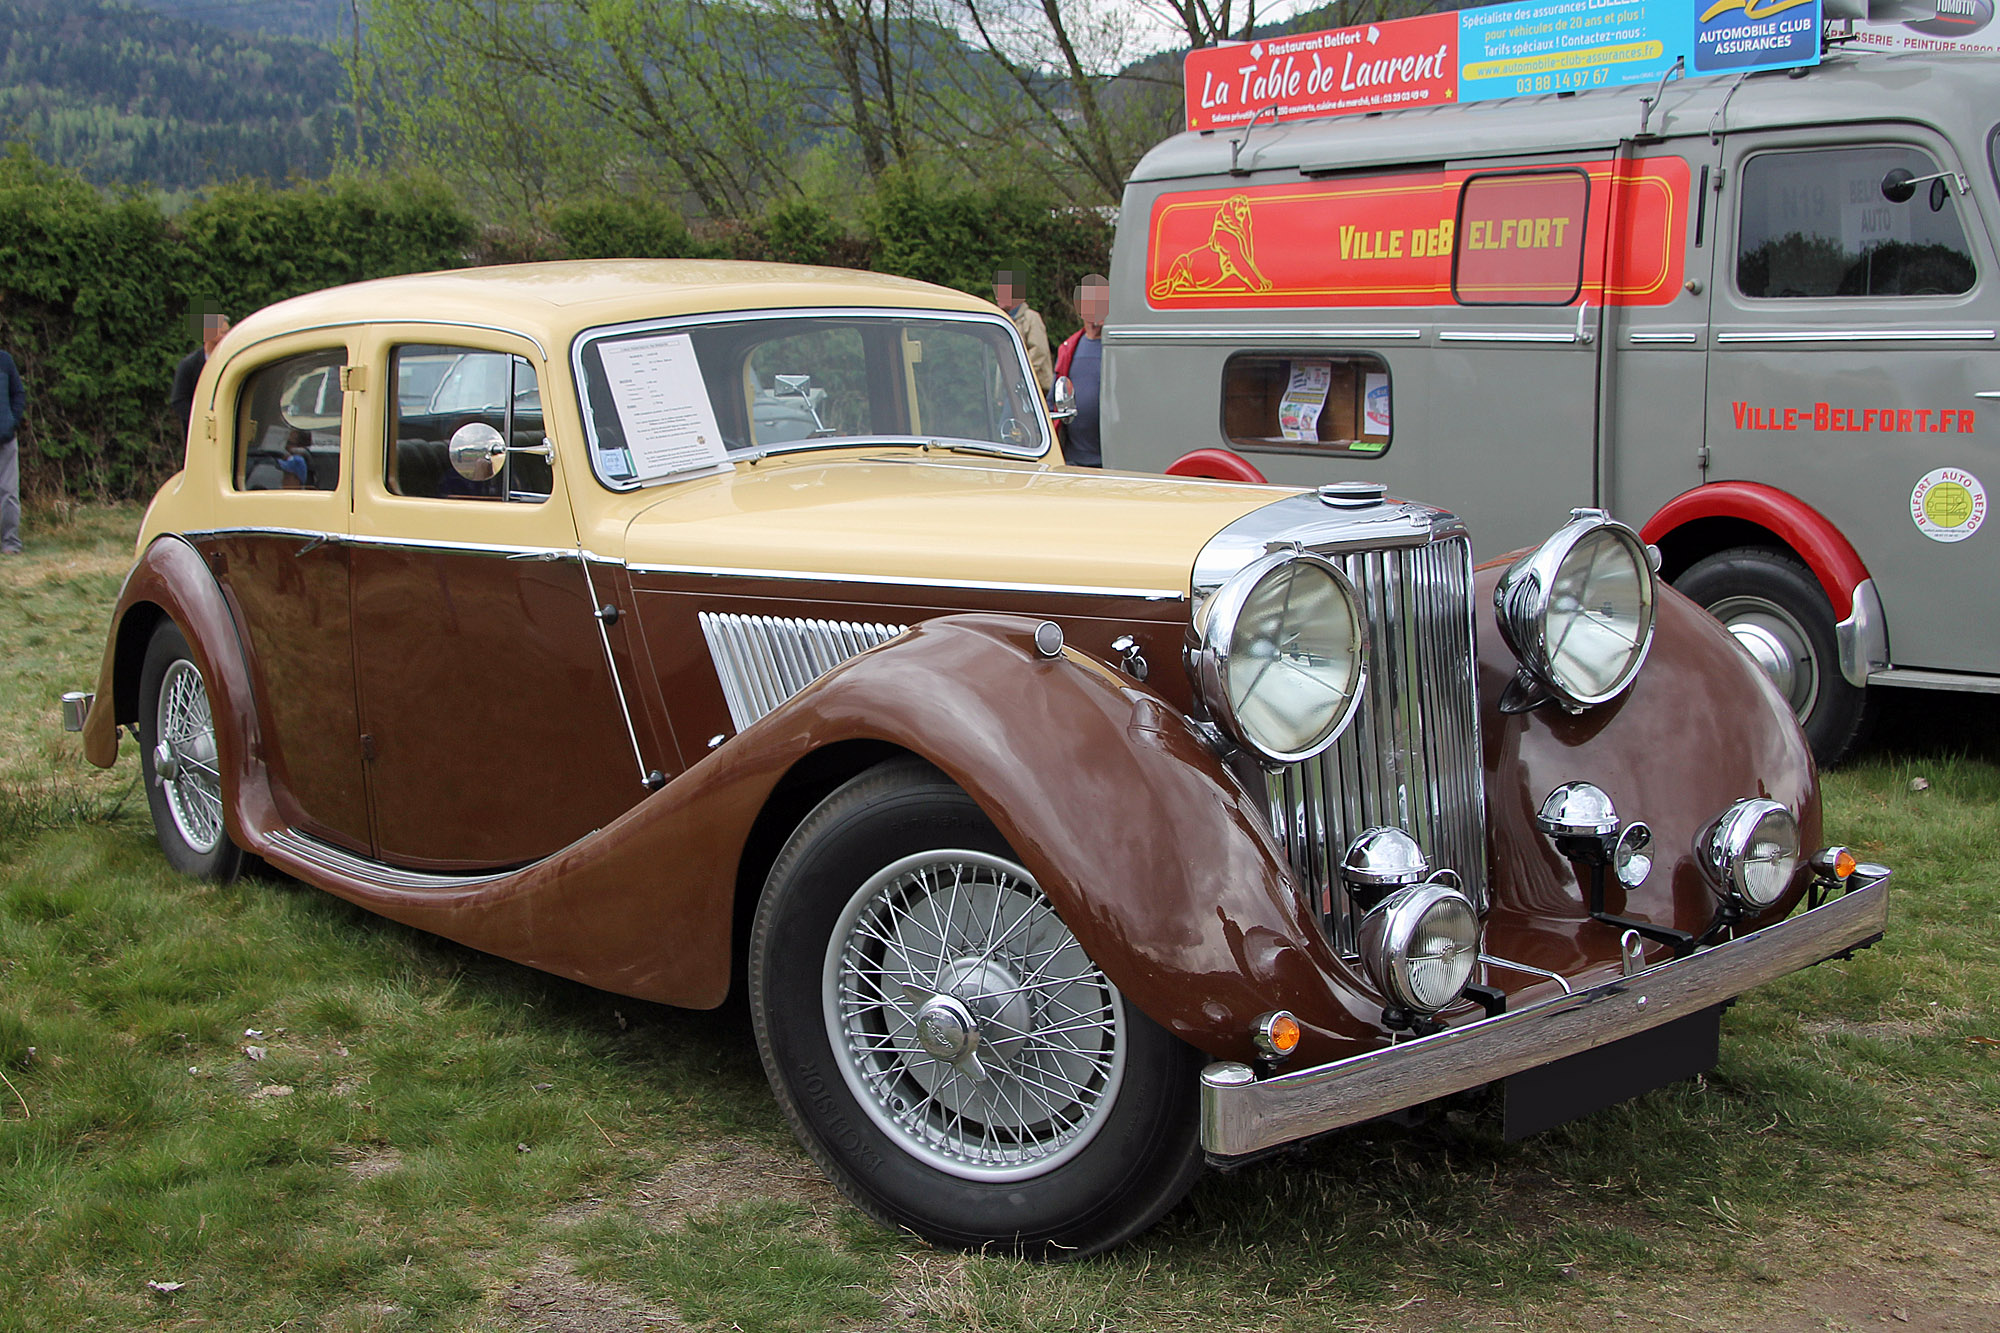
left=1, top=504, right=1994, bottom=1332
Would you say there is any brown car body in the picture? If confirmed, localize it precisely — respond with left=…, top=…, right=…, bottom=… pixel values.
left=74, top=261, right=1886, bottom=1255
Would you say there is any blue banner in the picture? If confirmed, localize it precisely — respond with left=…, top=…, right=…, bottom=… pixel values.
left=1457, top=0, right=1820, bottom=103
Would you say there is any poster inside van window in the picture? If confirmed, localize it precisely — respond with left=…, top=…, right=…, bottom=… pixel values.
left=1145, top=158, right=1687, bottom=311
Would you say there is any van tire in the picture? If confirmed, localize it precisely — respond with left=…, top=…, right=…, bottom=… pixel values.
left=1676, top=548, right=1868, bottom=767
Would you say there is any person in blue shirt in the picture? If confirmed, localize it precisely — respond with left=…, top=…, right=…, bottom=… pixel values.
left=0, top=346, right=26, bottom=555
left=1053, top=274, right=1108, bottom=468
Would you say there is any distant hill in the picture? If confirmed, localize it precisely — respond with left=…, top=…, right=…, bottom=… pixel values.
left=127, top=0, right=349, bottom=41
left=0, top=0, right=350, bottom=189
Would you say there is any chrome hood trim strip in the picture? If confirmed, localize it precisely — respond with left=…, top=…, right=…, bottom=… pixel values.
left=637, top=562, right=1186, bottom=602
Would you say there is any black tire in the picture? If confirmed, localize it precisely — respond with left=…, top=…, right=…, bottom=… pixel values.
left=138, top=621, right=244, bottom=881
left=749, top=758, right=1204, bottom=1257
left=1675, top=548, right=1869, bottom=767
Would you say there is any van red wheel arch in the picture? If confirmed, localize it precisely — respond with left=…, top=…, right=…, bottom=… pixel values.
left=1642, top=482, right=1870, bottom=618
left=1165, top=448, right=1267, bottom=484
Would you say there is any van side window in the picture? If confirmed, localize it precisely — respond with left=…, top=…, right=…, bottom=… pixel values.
left=234, top=349, right=345, bottom=492
left=1737, top=146, right=1975, bottom=298
left=1452, top=169, right=1590, bottom=306
left=1221, top=353, right=1390, bottom=455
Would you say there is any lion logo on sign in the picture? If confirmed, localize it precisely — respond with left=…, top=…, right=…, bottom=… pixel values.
left=1151, top=194, right=1273, bottom=298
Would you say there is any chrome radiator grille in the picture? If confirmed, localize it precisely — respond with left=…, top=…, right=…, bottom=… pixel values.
left=701, top=612, right=907, bottom=731
left=1266, top=535, right=1486, bottom=950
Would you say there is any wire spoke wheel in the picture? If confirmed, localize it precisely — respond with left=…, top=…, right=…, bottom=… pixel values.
left=156, top=659, right=225, bottom=853
left=825, top=849, right=1125, bottom=1181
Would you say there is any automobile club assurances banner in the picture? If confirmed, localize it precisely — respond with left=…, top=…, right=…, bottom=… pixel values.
left=1183, top=0, right=1827, bottom=135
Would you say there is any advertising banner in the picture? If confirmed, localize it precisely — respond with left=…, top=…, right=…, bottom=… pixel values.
left=1183, top=0, right=1825, bottom=134
left=1843, top=0, right=1999, bottom=53
left=1182, top=12, right=1459, bottom=132
left=1143, top=157, right=1689, bottom=310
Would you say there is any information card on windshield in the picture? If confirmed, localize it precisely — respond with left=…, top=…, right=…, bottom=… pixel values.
left=597, top=333, right=730, bottom=484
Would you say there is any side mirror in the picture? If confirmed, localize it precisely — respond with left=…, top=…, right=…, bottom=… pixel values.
left=1049, top=374, right=1077, bottom=422
left=1882, top=166, right=1966, bottom=211
left=448, top=422, right=506, bottom=481
left=1880, top=167, right=1916, bottom=204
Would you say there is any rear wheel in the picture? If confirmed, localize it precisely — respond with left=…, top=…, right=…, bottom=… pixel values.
left=138, top=621, right=243, bottom=880
left=749, top=758, right=1203, bottom=1257
left=1676, top=548, right=1869, bottom=767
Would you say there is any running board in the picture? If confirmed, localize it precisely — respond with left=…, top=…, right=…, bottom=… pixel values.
left=1867, top=668, right=2000, bottom=695
left=264, top=827, right=515, bottom=892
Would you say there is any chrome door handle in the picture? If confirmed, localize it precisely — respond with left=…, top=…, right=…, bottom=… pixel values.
left=1976, top=390, right=2000, bottom=400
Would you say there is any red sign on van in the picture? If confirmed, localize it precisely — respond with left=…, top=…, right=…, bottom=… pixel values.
left=1145, top=157, right=1688, bottom=310
left=1183, top=14, right=1459, bottom=133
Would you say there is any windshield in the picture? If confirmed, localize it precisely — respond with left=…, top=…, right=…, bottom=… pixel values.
left=575, top=309, right=1048, bottom=488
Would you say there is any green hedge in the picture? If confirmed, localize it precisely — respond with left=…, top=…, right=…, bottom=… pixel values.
left=0, top=157, right=1114, bottom=501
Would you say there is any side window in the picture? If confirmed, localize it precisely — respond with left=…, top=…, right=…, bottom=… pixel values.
left=1221, top=353, right=1391, bottom=456
left=1453, top=168, right=1590, bottom=306
left=385, top=345, right=549, bottom=503
left=1737, top=145, right=1976, bottom=298
left=233, top=349, right=345, bottom=492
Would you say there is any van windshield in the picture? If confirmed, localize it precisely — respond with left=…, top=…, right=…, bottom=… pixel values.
left=574, top=310, right=1049, bottom=489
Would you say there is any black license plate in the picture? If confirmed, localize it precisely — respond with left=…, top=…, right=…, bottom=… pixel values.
left=1502, top=1004, right=1723, bottom=1141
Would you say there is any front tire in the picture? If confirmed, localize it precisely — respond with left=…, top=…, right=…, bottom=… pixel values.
left=138, top=621, right=243, bottom=880
left=1675, top=548, right=1869, bottom=767
left=749, top=758, right=1203, bottom=1257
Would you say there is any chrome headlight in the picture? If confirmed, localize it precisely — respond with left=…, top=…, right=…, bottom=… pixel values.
left=1700, top=799, right=1800, bottom=908
left=1496, top=509, right=1656, bottom=710
left=1358, top=881, right=1480, bottom=1014
left=1193, top=550, right=1366, bottom=763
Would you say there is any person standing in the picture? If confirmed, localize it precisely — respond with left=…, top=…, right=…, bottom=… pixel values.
left=1053, top=274, right=1108, bottom=468
left=0, top=344, right=24, bottom=555
left=993, top=269, right=1052, bottom=395
left=170, top=311, right=229, bottom=434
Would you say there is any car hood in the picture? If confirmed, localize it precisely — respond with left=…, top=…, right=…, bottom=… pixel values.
left=610, top=453, right=1295, bottom=597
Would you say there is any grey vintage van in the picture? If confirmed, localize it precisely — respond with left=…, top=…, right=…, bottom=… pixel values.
left=1102, top=49, right=1996, bottom=763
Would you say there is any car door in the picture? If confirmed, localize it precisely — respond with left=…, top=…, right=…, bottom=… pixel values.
left=1707, top=125, right=1999, bottom=675
left=201, top=333, right=371, bottom=852
left=346, top=331, right=654, bottom=870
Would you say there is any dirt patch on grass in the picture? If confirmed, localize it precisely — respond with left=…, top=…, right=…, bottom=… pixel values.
left=626, top=1137, right=843, bottom=1230
left=494, top=1250, right=686, bottom=1332
left=336, top=1144, right=404, bottom=1181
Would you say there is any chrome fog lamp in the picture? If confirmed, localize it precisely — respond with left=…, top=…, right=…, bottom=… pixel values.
left=1700, top=799, right=1800, bottom=908
left=1358, top=881, right=1480, bottom=1014
left=1535, top=781, right=1619, bottom=838
left=1193, top=550, right=1366, bottom=763
left=1340, top=827, right=1430, bottom=895
left=1496, top=509, right=1656, bottom=712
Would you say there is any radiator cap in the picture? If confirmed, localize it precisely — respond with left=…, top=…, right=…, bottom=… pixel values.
left=1319, top=480, right=1386, bottom=508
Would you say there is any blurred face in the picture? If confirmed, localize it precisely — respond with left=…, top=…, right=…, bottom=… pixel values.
left=1078, top=282, right=1110, bottom=332
left=202, top=315, right=231, bottom=354
left=993, top=273, right=1019, bottom=308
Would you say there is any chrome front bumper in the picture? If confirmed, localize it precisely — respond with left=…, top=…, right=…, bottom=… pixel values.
left=1201, top=870, right=1890, bottom=1157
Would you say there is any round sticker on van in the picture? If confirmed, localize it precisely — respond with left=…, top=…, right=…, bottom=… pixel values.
left=1910, top=468, right=1986, bottom=543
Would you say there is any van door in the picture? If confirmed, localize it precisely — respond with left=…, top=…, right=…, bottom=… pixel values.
left=1606, top=137, right=1724, bottom=529
left=1707, top=126, right=1996, bottom=681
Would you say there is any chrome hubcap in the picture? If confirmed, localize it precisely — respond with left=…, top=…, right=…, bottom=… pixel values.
left=1710, top=594, right=1819, bottom=721
left=156, top=659, right=224, bottom=854
left=824, top=849, right=1126, bottom=1182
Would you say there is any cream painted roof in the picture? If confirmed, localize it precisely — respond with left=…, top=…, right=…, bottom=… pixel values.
left=225, top=260, right=995, bottom=353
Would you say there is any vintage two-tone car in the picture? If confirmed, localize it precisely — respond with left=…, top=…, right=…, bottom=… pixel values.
left=65, top=261, right=1889, bottom=1257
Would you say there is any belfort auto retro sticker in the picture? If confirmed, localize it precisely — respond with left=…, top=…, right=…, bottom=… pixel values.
left=1911, top=468, right=1987, bottom=543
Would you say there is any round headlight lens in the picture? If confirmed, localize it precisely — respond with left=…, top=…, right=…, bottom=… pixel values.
left=1197, top=552, right=1366, bottom=762
left=1497, top=512, right=1657, bottom=709
left=1545, top=526, right=1654, bottom=702
left=1703, top=798, right=1800, bottom=908
left=1359, top=881, right=1480, bottom=1014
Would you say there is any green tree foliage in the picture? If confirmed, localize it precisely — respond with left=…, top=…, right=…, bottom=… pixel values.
left=0, top=0, right=353, bottom=189
left=0, top=161, right=474, bottom=498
